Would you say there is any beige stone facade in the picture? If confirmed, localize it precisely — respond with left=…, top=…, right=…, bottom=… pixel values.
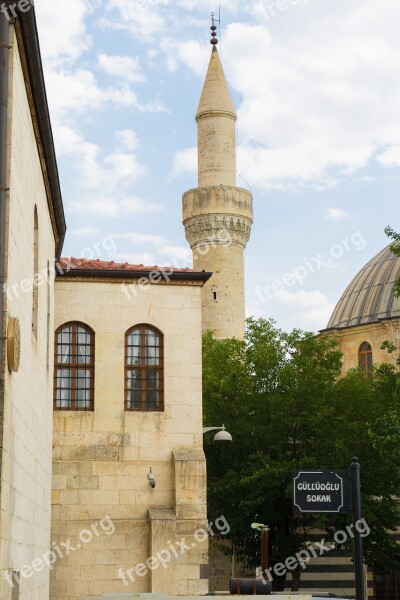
left=183, top=186, right=252, bottom=340
left=326, top=320, right=400, bottom=375
left=0, top=21, right=63, bottom=600
left=182, top=48, right=253, bottom=340
left=51, top=277, right=209, bottom=599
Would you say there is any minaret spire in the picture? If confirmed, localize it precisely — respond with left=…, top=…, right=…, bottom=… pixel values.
left=196, top=19, right=236, bottom=188
left=182, top=18, right=253, bottom=340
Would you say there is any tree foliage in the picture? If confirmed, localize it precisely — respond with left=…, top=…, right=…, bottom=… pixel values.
left=203, top=318, right=400, bottom=585
left=385, top=225, right=400, bottom=297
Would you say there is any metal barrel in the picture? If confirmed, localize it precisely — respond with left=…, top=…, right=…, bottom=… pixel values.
left=229, top=578, right=272, bottom=595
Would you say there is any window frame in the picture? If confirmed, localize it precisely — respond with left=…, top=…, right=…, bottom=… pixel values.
left=53, top=321, right=95, bottom=411
left=358, top=341, right=373, bottom=376
left=124, top=324, right=164, bottom=412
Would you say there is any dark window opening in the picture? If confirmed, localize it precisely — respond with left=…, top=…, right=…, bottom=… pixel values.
left=125, top=325, right=164, bottom=412
left=359, top=341, right=373, bottom=377
left=54, top=322, right=95, bottom=411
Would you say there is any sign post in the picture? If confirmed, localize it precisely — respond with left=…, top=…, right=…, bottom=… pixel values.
left=293, top=463, right=365, bottom=600
left=351, top=457, right=365, bottom=600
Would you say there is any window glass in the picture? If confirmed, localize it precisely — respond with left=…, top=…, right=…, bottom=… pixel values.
left=125, top=325, right=163, bottom=412
left=359, top=342, right=373, bottom=377
left=54, top=323, right=94, bottom=411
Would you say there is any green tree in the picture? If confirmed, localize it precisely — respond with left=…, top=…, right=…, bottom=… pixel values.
left=203, top=318, right=400, bottom=590
left=385, top=225, right=400, bottom=296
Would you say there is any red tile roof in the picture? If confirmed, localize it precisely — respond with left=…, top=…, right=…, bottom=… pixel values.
left=58, top=257, right=203, bottom=274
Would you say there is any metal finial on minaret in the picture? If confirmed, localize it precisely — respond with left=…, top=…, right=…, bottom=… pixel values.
left=210, top=12, right=218, bottom=48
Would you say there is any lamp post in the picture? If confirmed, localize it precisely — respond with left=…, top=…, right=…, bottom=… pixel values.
left=230, top=523, right=272, bottom=594
left=251, top=522, right=270, bottom=580
left=202, top=424, right=232, bottom=442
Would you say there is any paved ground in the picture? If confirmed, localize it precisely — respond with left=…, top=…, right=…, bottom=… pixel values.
left=81, top=594, right=313, bottom=600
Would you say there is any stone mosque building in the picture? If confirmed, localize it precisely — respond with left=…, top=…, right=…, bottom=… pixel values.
left=0, top=4, right=398, bottom=600
left=322, top=244, right=400, bottom=375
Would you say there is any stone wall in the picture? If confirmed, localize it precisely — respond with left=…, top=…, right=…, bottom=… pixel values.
left=183, top=186, right=252, bottom=340
left=323, top=319, right=400, bottom=374
left=0, top=23, right=57, bottom=600
left=51, top=279, right=208, bottom=599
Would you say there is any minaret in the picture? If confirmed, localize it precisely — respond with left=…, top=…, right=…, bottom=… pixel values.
left=182, top=18, right=253, bottom=339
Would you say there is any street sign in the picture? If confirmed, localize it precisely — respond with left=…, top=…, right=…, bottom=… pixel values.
left=293, top=470, right=350, bottom=514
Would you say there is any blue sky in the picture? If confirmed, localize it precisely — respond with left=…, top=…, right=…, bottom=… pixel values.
left=34, top=0, right=400, bottom=332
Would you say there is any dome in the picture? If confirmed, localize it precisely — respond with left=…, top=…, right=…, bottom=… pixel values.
left=326, top=244, right=400, bottom=330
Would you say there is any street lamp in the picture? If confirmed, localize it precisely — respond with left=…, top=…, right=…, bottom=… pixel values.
left=202, top=424, right=232, bottom=442
left=251, top=522, right=270, bottom=579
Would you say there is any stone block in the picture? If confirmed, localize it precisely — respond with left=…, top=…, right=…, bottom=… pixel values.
left=66, top=474, right=99, bottom=490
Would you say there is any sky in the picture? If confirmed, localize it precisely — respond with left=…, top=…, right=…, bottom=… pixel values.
left=32, top=0, right=400, bottom=333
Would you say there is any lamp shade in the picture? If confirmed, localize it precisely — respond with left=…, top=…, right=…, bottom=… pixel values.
left=213, top=429, right=232, bottom=442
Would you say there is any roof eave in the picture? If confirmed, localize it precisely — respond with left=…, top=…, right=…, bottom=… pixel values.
left=16, top=6, right=66, bottom=258
left=56, top=268, right=213, bottom=284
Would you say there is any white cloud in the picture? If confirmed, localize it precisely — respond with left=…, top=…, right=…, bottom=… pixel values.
left=168, top=147, right=197, bottom=181
left=274, top=289, right=329, bottom=308
left=115, top=130, right=140, bottom=151
left=326, top=208, right=351, bottom=221
left=165, top=1, right=400, bottom=190
left=98, top=53, right=146, bottom=83
left=296, top=303, right=337, bottom=332
left=45, top=69, right=164, bottom=119
left=34, top=0, right=166, bottom=232
left=54, top=124, right=147, bottom=192
left=69, top=227, right=100, bottom=236
left=35, top=0, right=94, bottom=66
left=161, top=245, right=193, bottom=268
left=108, top=236, right=192, bottom=270
left=225, top=5, right=400, bottom=189
left=111, top=232, right=169, bottom=246
left=102, top=0, right=167, bottom=40
left=377, top=145, right=400, bottom=168
left=272, top=290, right=335, bottom=331
left=160, top=38, right=210, bottom=75
left=111, top=252, right=157, bottom=266
left=120, top=197, right=162, bottom=214
left=69, top=196, right=160, bottom=218
left=104, top=153, right=147, bottom=184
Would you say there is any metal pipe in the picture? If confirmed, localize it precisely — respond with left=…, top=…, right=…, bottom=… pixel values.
left=351, top=457, right=365, bottom=600
left=0, top=9, right=10, bottom=362
left=261, top=526, right=269, bottom=576
left=0, top=7, right=10, bottom=490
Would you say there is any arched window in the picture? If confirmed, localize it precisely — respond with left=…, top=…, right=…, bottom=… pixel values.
left=54, top=322, right=95, bottom=411
left=125, top=325, right=164, bottom=412
left=32, top=206, right=39, bottom=336
left=359, top=342, right=373, bottom=376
